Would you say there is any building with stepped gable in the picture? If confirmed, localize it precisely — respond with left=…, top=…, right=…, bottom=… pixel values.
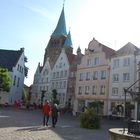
left=31, top=6, right=83, bottom=108
left=73, top=38, right=115, bottom=116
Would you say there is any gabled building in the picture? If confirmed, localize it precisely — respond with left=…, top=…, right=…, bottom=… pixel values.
left=0, top=48, right=27, bottom=104
left=31, top=59, right=51, bottom=104
left=31, top=6, right=83, bottom=107
left=108, top=42, right=140, bottom=118
left=51, top=48, right=71, bottom=107
left=74, top=38, right=115, bottom=116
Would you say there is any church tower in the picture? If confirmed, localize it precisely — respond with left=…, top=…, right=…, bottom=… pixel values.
left=43, top=6, right=73, bottom=68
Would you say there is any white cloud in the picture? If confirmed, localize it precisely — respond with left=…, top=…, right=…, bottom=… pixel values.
left=24, top=5, right=57, bottom=22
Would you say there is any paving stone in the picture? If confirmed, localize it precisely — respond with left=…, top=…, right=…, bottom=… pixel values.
left=0, top=107, right=123, bottom=140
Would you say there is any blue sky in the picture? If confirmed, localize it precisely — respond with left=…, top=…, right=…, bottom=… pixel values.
left=1, top=0, right=140, bottom=86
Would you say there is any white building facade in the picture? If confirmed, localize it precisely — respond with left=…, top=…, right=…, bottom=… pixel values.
left=31, top=59, right=52, bottom=104
left=108, top=43, right=139, bottom=118
left=0, top=48, right=27, bottom=105
left=51, top=49, right=70, bottom=107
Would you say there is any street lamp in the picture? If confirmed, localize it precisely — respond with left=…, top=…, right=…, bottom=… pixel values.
left=41, top=90, right=46, bottom=108
left=123, top=78, right=140, bottom=135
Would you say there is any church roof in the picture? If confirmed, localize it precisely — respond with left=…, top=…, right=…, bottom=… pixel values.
left=0, top=49, right=23, bottom=71
left=52, top=7, right=67, bottom=37
left=63, top=30, right=73, bottom=47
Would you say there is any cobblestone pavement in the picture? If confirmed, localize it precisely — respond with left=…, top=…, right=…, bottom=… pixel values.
left=0, top=107, right=123, bottom=140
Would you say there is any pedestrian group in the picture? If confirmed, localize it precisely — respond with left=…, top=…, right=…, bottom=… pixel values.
left=42, top=100, right=60, bottom=128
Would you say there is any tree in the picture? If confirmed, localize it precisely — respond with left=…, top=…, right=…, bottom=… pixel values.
left=0, top=67, right=11, bottom=92
left=80, top=108, right=101, bottom=129
left=52, top=89, right=59, bottom=105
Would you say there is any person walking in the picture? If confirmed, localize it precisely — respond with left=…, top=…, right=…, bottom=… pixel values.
left=51, top=103, right=60, bottom=128
left=42, top=100, right=51, bottom=126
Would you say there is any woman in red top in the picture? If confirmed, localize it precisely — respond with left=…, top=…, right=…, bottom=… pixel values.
left=42, top=100, right=51, bottom=126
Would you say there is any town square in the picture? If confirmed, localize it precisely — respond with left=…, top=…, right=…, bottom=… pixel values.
left=0, top=107, right=123, bottom=140
left=1, top=0, right=140, bottom=139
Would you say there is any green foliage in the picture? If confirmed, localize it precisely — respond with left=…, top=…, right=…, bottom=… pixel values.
left=0, top=67, right=11, bottom=92
left=52, top=89, right=59, bottom=105
left=24, top=66, right=28, bottom=77
left=22, top=88, right=29, bottom=105
left=88, top=101, right=104, bottom=115
left=79, top=108, right=101, bottom=129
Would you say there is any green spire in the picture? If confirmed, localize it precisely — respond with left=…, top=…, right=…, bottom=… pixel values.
left=52, top=7, right=67, bottom=37
left=63, top=30, right=73, bottom=47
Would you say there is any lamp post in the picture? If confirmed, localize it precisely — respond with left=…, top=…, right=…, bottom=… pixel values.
left=123, top=78, right=140, bottom=134
left=41, top=90, right=46, bottom=108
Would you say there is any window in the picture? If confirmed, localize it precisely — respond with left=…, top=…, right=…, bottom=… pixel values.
left=46, top=78, right=48, bottom=83
left=60, top=81, right=62, bottom=88
left=100, top=85, right=105, bottom=95
left=93, top=71, right=98, bottom=80
left=112, top=87, right=118, bottom=96
left=85, top=86, right=90, bottom=94
left=92, top=85, right=96, bottom=95
left=53, top=72, right=55, bottom=78
left=46, top=86, right=48, bottom=91
left=113, top=74, right=119, bottom=82
left=21, top=67, right=23, bottom=73
left=57, top=72, right=59, bottom=78
left=86, top=72, right=90, bottom=80
left=123, top=58, right=130, bottom=66
left=13, top=75, right=16, bottom=86
left=60, top=71, right=63, bottom=77
left=56, top=82, right=58, bottom=88
left=17, top=77, right=20, bottom=87
left=64, top=70, right=67, bottom=77
left=95, top=57, right=99, bottom=65
left=46, top=69, right=49, bottom=75
left=19, top=66, right=21, bottom=72
left=63, top=93, right=65, bottom=102
left=123, top=73, right=130, bottom=82
left=79, top=73, right=84, bottom=81
left=63, top=81, right=66, bottom=88
left=78, top=86, right=82, bottom=95
left=41, top=78, right=44, bottom=83
left=87, top=59, right=91, bottom=66
left=59, top=63, right=62, bottom=68
left=101, top=70, right=106, bottom=79
left=17, top=64, right=20, bottom=71
left=52, top=82, right=54, bottom=89
left=113, top=59, right=119, bottom=68
left=40, top=86, right=42, bottom=91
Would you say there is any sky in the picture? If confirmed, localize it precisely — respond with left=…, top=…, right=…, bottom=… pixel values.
left=0, top=0, right=140, bottom=86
